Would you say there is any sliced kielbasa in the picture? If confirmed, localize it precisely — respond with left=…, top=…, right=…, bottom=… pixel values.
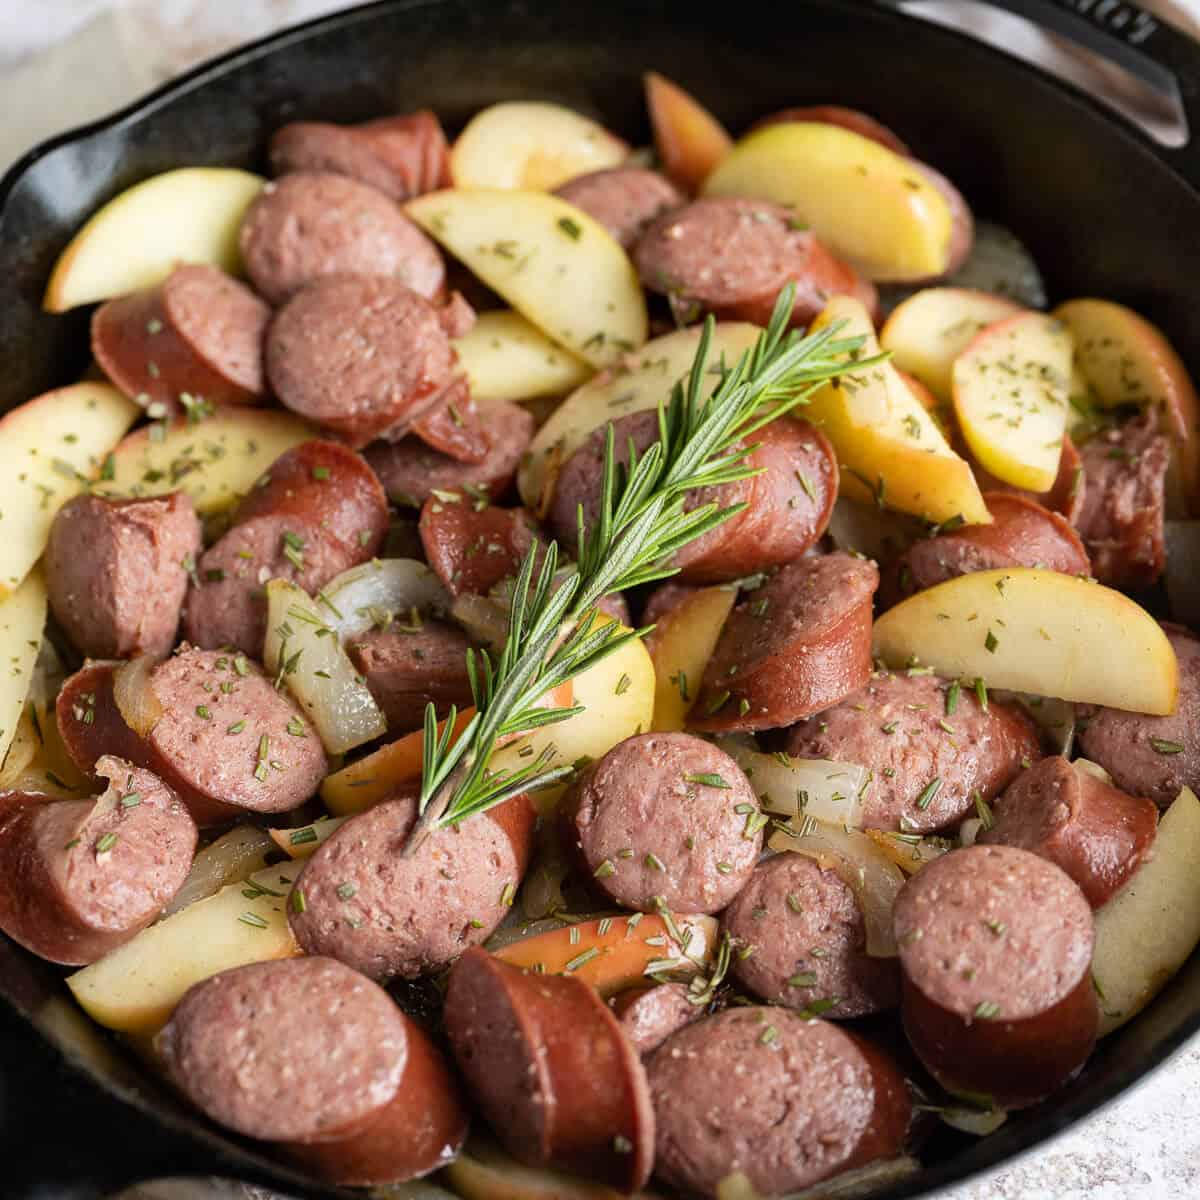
left=409, top=378, right=490, bottom=464
left=444, top=946, right=655, bottom=1192
left=184, top=440, right=388, bottom=654
left=158, top=956, right=468, bottom=1185
left=610, top=983, right=703, bottom=1056
left=1076, top=414, right=1169, bottom=589
left=289, top=791, right=534, bottom=980
left=565, top=732, right=760, bottom=914
left=91, top=264, right=271, bottom=415
left=57, top=650, right=328, bottom=827
left=46, top=491, right=201, bottom=659
left=690, top=553, right=878, bottom=733
left=0, top=757, right=195, bottom=965
left=968, top=433, right=1085, bottom=524
left=240, top=172, right=444, bottom=305
left=266, top=275, right=463, bottom=448
left=554, top=167, right=684, bottom=250
left=550, top=410, right=837, bottom=583
left=785, top=669, right=1042, bottom=833
left=269, top=110, right=451, bottom=201
left=722, top=853, right=899, bottom=1018
left=979, top=755, right=1157, bottom=907
left=1077, top=622, right=1200, bottom=808
left=347, top=619, right=475, bottom=734
left=893, top=844, right=1098, bottom=1108
left=634, top=197, right=877, bottom=328
left=647, top=1008, right=911, bottom=1198
left=366, top=399, right=534, bottom=506
left=419, top=496, right=543, bottom=598
left=751, top=105, right=911, bottom=155
left=881, top=492, right=1090, bottom=608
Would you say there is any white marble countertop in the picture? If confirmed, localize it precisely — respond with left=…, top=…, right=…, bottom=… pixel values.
left=4, top=3, right=1200, bottom=1199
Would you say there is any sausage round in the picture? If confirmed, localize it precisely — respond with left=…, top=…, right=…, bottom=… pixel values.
left=347, top=619, right=475, bottom=734
left=893, top=844, right=1098, bottom=1108
left=409, top=378, right=490, bottom=464
left=0, top=757, right=195, bottom=965
left=1076, top=414, right=1169, bottom=589
left=184, top=440, right=388, bottom=654
left=444, top=946, right=655, bottom=1192
left=554, top=167, right=684, bottom=250
left=158, top=956, right=468, bottom=1185
left=46, top=491, right=201, bottom=659
left=266, top=275, right=459, bottom=447
left=751, top=105, right=912, bottom=155
left=968, top=432, right=1085, bottom=524
left=56, top=661, right=147, bottom=777
left=634, top=197, right=877, bottom=328
left=239, top=172, right=444, bottom=305
left=289, top=792, right=535, bottom=981
left=269, top=110, right=451, bottom=201
left=978, top=755, right=1157, bottom=907
left=91, top=264, right=271, bottom=414
left=1077, top=622, right=1200, bottom=808
left=366, top=399, right=534, bottom=506
left=722, top=853, right=899, bottom=1018
left=881, top=492, right=1090, bottom=608
left=549, top=411, right=837, bottom=583
left=785, top=669, right=1042, bottom=833
left=610, top=983, right=703, bottom=1056
left=419, top=497, right=543, bottom=598
left=690, top=553, right=879, bottom=733
left=647, top=1008, right=911, bottom=1198
left=565, top=731, right=761, bottom=913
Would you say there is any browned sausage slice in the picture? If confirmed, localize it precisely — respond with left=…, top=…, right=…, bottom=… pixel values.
left=784, top=670, right=1041, bottom=833
left=419, top=496, right=543, bottom=597
left=269, top=110, right=452, bottom=201
left=554, top=167, right=684, bottom=249
left=881, top=492, right=1090, bottom=608
left=690, top=553, right=879, bottom=733
left=0, top=757, right=195, bottom=965
left=1076, top=414, right=1169, bottom=588
left=347, top=619, right=475, bottom=734
left=610, top=983, right=702, bottom=1055
left=751, top=105, right=912, bottom=155
left=56, top=661, right=146, bottom=776
left=290, top=792, right=534, bottom=980
left=894, top=844, right=1097, bottom=1108
left=239, top=172, right=444, bottom=304
left=722, top=853, right=899, bottom=1018
left=444, top=946, right=655, bottom=1192
left=565, top=732, right=761, bottom=914
left=967, top=432, right=1085, bottom=523
left=979, top=755, right=1157, bottom=907
left=366, top=400, right=534, bottom=506
left=91, top=264, right=271, bottom=415
left=158, top=956, right=468, bottom=1185
left=634, top=197, right=878, bottom=328
left=1078, top=622, right=1200, bottom=809
left=46, top=491, right=201, bottom=659
left=409, top=378, right=491, bottom=464
left=647, top=1008, right=911, bottom=1197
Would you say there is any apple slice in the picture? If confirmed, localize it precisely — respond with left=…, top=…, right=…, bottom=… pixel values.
left=453, top=310, right=593, bottom=405
left=953, top=312, right=1074, bottom=493
left=644, top=71, right=732, bottom=191
left=44, top=167, right=264, bottom=313
left=1054, top=298, right=1200, bottom=513
left=0, top=382, right=140, bottom=595
left=93, top=406, right=317, bottom=515
left=648, top=586, right=736, bottom=731
left=451, top=101, right=629, bottom=191
left=703, top=123, right=953, bottom=281
left=407, top=189, right=647, bottom=368
left=0, top=570, right=47, bottom=778
left=881, top=287, right=1024, bottom=401
left=873, top=567, right=1178, bottom=715
left=807, top=296, right=989, bottom=525
left=517, top=322, right=761, bottom=511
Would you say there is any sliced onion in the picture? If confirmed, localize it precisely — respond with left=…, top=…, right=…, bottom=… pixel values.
left=720, top=739, right=869, bottom=828
left=865, top=828, right=952, bottom=875
left=769, top=818, right=904, bottom=957
left=717, top=1156, right=920, bottom=1200
left=161, top=825, right=275, bottom=918
left=939, top=1105, right=1008, bottom=1137
left=264, top=578, right=386, bottom=755
left=994, top=689, right=1075, bottom=756
left=320, top=558, right=450, bottom=641
left=112, top=654, right=164, bottom=737
left=450, top=593, right=511, bottom=654
left=959, top=816, right=984, bottom=846
left=268, top=816, right=345, bottom=860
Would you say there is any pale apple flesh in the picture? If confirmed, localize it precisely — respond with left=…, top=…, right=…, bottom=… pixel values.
left=648, top=586, right=737, bottom=730
left=644, top=71, right=732, bottom=192
left=0, top=571, right=48, bottom=778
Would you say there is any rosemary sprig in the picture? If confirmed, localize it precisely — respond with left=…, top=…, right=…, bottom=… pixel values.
left=409, top=286, right=870, bottom=841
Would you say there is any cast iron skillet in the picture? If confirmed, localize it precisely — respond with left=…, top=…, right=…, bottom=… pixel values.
left=1, top=1, right=1199, bottom=1196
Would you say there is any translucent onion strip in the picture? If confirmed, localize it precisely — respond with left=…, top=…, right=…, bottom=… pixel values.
left=112, top=654, right=165, bottom=738
left=319, top=558, right=450, bottom=641
left=160, top=825, right=276, bottom=918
